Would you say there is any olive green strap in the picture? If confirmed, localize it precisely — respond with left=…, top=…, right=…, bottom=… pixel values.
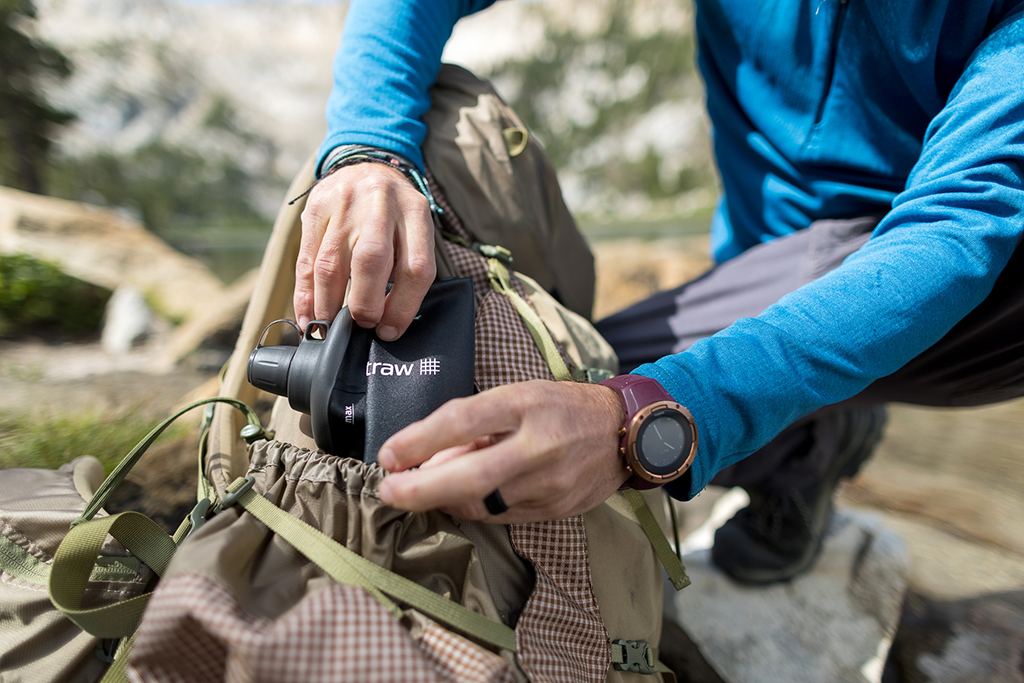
left=225, top=477, right=518, bottom=652
left=196, top=406, right=219, bottom=506
left=42, top=397, right=267, bottom=643
left=75, top=397, right=267, bottom=527
left=49, top=512, right=175, bottom=638
left=486, top=257, right=574, bottom=382
left=1, top=531, right=143, bottom=586
left=621, top=490, right=690, bottom=591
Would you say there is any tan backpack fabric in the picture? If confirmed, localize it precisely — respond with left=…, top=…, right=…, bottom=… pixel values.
left=423, top=64, right=597, bottom=322
left=0, top=64, right=686, bottom=683
left=0, top=457, right=148, bottom=681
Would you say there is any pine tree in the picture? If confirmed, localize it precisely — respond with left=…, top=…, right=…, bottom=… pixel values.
left=0, top=0, right=72, bottom=194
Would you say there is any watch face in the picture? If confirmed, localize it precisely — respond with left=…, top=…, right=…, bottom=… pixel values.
left=636, top=409, right=693, bottom=475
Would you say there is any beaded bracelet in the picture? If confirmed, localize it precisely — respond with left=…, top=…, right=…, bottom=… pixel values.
left=289, top=144, right=442, bottom=216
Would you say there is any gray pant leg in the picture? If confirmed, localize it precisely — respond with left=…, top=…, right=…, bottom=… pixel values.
left=596, top=216, right=877, bottom=372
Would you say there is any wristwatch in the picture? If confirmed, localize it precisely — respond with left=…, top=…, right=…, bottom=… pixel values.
left=600, top=375, right=698, bottom=490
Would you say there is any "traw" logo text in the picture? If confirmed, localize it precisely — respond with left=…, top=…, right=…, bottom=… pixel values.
left=365, top=358, right=441, bottom=377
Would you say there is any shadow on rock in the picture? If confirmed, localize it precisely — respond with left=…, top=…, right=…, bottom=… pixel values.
left=886, top=589, right=1024, bottom=683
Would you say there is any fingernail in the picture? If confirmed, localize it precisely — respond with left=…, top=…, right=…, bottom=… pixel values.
left=377, top=325, right=399, bottom=341
left=379, top=479, right=394, bottom=506
left=298, top=316, right=309, bottom=330
left=378, top=447, right=395, bottom=470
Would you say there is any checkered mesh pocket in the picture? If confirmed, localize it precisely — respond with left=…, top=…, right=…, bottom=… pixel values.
left=130, top=574, right=515, bottom=683
left=430, top=176, right=614, bottom=683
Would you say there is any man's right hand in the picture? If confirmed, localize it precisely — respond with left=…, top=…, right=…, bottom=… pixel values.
left=294, top=162, right=436, bottom=341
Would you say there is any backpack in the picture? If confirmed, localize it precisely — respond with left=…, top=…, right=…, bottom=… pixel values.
left=0, top=64, right=687, bottom=683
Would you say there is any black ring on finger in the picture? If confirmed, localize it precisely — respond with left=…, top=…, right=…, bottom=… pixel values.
left=483, top=489, right=508, bottom=515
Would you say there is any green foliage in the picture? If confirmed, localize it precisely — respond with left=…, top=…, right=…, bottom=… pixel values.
left=606, top=147, right=713, bottom=199
left=0, top=0, right=73, bottom=193
left=0, top=409, right=186, bottom=473
left=0, top=253, right=110, bottom=339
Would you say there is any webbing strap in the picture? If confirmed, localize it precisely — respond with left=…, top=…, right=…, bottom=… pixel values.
left=225, top=477, right=518, bottom=652
left=49, top=512, right=176, bottom=638
left=486, top=257, right=573, bottom=382
left=622, top=490, right=691, bottom=591
left=75, top=397, right=265, bottom=527
left=222, top=479, right=398, bottom=615
left=171, top=515, right=192, bottom=545
left=48, top=397, right=266, bottom=637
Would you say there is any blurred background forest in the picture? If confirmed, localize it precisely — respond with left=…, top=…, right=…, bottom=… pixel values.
left=1, top=0, right=716, bottom=283
left=1, top=2, right=1023, bottom=681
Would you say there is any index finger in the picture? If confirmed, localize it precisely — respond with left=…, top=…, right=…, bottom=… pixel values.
left=378, top=436, right=525, bottom=512
left=294, top=206, right=332, bottom=329
left=377, top=388, right=521, bottom=472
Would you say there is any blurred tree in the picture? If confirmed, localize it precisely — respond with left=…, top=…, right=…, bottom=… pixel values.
left=0, top=0, right=72, bottom=194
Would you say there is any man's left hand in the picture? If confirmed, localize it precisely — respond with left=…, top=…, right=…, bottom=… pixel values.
left=377, top=380, right=629, bottom=523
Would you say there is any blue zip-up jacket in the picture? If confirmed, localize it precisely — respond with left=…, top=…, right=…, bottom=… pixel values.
left=321, top=0, right=1024, bottom=499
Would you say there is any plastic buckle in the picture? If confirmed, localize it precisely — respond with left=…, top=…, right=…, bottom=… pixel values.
left=240, top=424, right=272, bottom=444
left=612, top=639, right=655, bottom=675
left=214, top=476, right=256, bottom=514
left=181, top=498, right=212, bottom=542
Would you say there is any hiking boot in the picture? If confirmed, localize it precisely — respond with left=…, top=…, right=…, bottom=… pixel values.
left=710, top=405, right=887, bottom=584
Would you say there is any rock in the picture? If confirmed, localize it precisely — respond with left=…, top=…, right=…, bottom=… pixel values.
left=842, top=402, right=1024, bottom=558
left=102, top=284, right=153, bottom=354
left=888, top=591, right=1024, bottom=683
left=843, top=504, right=1024, bottom=603
left=0, top=186, right=225, bottom=325
left=665, top=498, right=909, bottom=683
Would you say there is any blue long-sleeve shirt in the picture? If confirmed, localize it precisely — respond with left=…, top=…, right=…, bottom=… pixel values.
left=321, top=0, right=1024, bottom=499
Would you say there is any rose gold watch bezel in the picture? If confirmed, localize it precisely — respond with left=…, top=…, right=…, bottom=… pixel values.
left=623, top=401, right=698, bottom=485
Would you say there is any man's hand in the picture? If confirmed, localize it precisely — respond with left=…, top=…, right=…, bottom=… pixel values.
left=376, top=380, right=631, bottom=523
left=294, top=162, right=436, bottom=340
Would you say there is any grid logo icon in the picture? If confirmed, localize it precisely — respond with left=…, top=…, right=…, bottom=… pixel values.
left=419, top=357, right=441, bottom=375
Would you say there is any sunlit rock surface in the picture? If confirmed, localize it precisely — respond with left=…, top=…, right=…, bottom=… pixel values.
left=666, top=501, right=909, bottom=683
left=0, top=186, right=224, bottom=324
